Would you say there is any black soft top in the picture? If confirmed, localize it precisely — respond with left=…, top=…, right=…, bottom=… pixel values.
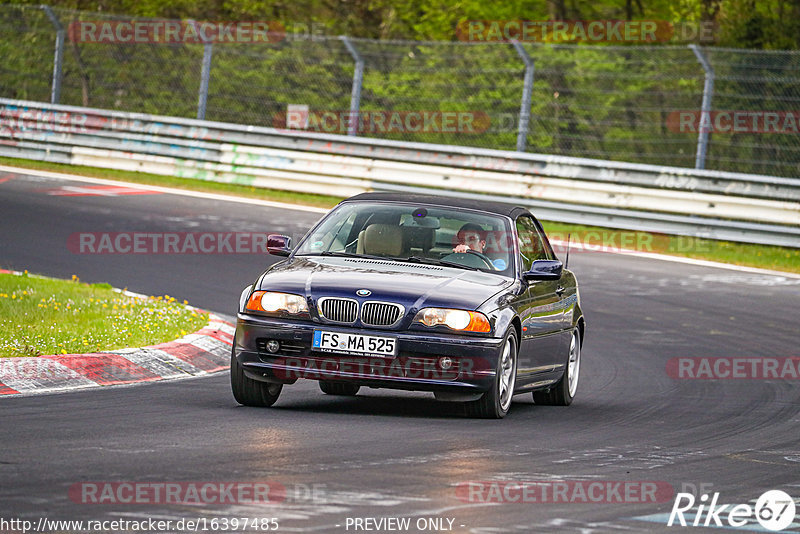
left=343, top=192, right=533, bottom=219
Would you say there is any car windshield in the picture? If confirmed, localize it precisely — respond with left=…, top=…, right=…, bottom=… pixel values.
left=295, top=201, right=515, bottom=275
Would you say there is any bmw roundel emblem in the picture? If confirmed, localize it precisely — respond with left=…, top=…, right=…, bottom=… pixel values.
left=356, top=289, right=371, bottom=297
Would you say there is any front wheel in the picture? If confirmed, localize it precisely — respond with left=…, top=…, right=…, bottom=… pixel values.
left=230, top=349, right=282, bottom=407
left=533, top=327, right=580, bottom=406
left=465, top=329, right=518, bottom=419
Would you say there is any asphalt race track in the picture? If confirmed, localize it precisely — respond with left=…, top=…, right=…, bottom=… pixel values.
left=1, top=169, right=799, bottom=533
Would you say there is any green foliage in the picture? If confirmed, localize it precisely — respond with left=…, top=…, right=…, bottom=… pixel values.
left=4, top=0, right=800, bottom=46
left=1, top=2, right=800, bottom=176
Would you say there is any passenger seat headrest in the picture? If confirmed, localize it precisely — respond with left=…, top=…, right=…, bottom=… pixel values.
left=361, top=224, right=405, bottom=256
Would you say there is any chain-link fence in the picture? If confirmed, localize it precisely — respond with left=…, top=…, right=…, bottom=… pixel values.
left=2, top=4, right=800, bottom=178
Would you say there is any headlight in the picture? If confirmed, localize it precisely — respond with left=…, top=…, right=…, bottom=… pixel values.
left=246, top=291, right=309, bottom=315
left=413, top=308, right=491, bottom=333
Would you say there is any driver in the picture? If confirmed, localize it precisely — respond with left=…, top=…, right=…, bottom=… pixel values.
left=452, top=223, right=487, bottom=254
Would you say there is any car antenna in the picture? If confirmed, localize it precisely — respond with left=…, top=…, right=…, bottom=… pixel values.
left=565, top=233, right=572, bottom=270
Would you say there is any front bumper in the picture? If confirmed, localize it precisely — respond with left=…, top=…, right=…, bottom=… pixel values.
left=234, top=314, right=503, bottom=393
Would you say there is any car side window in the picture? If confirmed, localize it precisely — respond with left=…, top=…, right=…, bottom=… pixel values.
left=515, top=216, right=553, bottom=271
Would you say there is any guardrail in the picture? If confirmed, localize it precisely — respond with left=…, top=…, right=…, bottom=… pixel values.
left=1, top=98, right=798, bottom=248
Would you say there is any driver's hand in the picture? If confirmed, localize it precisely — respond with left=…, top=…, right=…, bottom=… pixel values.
left=452, top=244, right=470, bottom=253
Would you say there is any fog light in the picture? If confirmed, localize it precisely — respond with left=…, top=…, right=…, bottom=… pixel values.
left=439, top=356, right=453, bottom=370
left=266, top=339, right=280, bottom=353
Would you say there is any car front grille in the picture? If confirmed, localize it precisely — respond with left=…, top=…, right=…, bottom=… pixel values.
left=361, top=302, right=404, bottom=326
left=317, top=298, right=404, bottom=326
left=318, top=298, right=358, bottom=323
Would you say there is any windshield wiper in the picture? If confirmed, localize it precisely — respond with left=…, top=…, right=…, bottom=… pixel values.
left=400, top=255, right=479, bottom=271
left=298, top=251, right=479, bottom=270
left=299, top=251, right=393, bottom=261
left=316, top=251, right=361, bottom=258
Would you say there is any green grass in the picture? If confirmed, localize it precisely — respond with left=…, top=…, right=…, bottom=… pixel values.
left=0, top=271, right=209, bottom=358
left=1, top=155, right=798, bottom=274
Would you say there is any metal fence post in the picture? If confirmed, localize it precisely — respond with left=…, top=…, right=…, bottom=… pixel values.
left=197, top=42, right=213, bottom=120
left=340, top=36, right=364, bottom=136
left=689, top=44, right=714, bottom=170
left=188, top=20, right=213, bottom=121
left=41, top=5, right=65, bottom=104
left=511, top=40, right=534, bottom=152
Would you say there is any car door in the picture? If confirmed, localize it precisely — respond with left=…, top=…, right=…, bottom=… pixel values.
left=513, top=216, right=566, bottom=377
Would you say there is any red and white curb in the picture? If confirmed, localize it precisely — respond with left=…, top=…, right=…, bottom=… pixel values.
left=0, top=314, right=234, bottom=397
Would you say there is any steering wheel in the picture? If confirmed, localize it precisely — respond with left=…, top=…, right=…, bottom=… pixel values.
left=443, top=249, right=495, bottom=270
left=465, top=249, right=496, bottom=269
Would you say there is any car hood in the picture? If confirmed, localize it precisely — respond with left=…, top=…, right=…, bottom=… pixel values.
left=257, top=256, right=513, bottom=311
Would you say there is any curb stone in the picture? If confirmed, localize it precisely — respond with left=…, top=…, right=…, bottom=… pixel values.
left=0, top=269, right=234, bottom=397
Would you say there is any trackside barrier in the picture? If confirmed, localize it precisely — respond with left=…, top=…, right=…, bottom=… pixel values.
left=1, top=98, right=798, bottom=247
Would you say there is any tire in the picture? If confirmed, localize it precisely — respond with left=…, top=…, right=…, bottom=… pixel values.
left=533, top=327, right=580, bottom=406
left=465, top=329, right=518, bottom=419
left=319, top=381, right=360, bottom=396
left=230, top=348, right=282, bottom=407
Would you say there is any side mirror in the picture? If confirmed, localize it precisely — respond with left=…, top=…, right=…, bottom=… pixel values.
left=267, top=234, right=292, bottom=256
left=523, top=259, right=563, bottom=281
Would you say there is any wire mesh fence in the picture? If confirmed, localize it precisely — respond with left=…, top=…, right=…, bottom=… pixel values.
left=2, top=4, right=800, bottom=178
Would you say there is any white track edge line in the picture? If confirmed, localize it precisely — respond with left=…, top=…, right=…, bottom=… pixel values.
left=3, top=164, right=797, bottom=278
left=0, top=164, right=329, bottom=214
left=550, top=239, right=800, bottom=279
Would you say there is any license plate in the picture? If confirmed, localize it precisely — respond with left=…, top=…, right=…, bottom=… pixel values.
left=312, top=330, right=397, bottom=356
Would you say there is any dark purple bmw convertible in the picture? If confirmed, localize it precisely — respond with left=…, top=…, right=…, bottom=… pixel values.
left=231, top=193, right=585, bottom=418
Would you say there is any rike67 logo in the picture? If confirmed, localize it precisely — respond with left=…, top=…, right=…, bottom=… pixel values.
left=668, top=490, right=797, bottom=531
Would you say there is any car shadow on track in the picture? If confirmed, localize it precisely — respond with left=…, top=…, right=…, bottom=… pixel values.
left=231, top=391, right=550, bottom=420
